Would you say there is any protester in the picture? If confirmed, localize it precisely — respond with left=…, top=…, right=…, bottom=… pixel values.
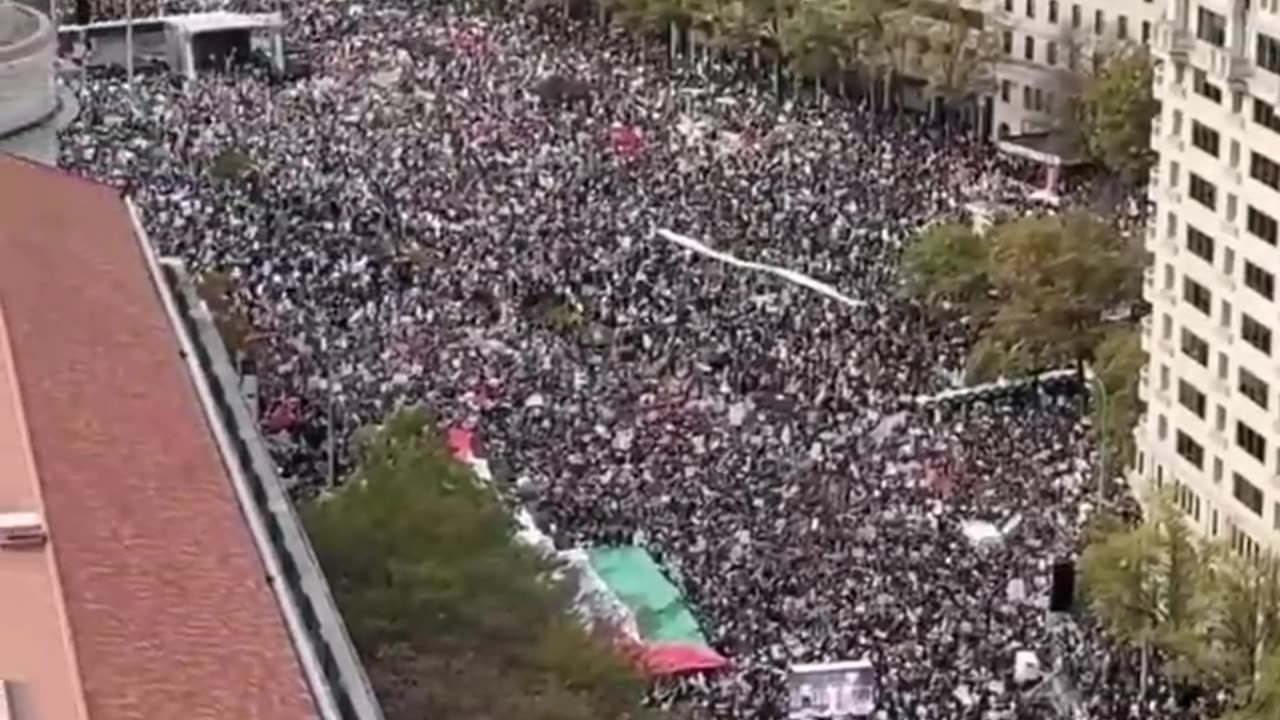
left=58, top=1, right=1205, bottom=718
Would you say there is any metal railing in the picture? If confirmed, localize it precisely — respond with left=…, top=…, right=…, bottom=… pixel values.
left=127, top=200, right=385, bottom=720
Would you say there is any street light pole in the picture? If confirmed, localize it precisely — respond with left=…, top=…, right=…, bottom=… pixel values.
left=1090, top=368, right=1110, bottom=503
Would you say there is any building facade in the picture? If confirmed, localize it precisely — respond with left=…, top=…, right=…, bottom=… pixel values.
left=1139, top=0, right=1280, bottom=556
left=0, top=1, right=59, bottom=164
left=984, top=0, right=1163, bottom=137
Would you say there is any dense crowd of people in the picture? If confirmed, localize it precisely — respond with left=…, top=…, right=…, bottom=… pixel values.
left=55, top=0, right=1217, bottom=717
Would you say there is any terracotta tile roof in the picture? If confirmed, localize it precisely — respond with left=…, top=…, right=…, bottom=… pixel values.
left=0, top=154, right=320, bottom=720
left=0, top=306, right=89, bottom=720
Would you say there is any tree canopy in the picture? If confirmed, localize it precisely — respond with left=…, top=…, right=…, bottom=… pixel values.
left=1083, top=496, right=1280, bottom=717
left=304, top=408, right=668, bottom=720
left=1091, top=327, right=1145, bottom=467
left=1077, top=47, right=1158, bottom=183
left=602, top=0, right=1002, bottom=109
left=903, top=212, right=1144, bottom=382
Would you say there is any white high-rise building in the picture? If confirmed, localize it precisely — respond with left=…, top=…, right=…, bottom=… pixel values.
left=1138, top=0, right=1280, bottom=556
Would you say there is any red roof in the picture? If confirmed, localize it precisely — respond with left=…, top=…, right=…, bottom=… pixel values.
left=0, top=154, right=320, bottom=720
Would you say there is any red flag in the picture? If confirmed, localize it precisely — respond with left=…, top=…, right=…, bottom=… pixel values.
left=926, top=459, right=954, bottom=495
left=611, top=125, right=644, bottom=158
left=264, top=397, right=300, bottom=432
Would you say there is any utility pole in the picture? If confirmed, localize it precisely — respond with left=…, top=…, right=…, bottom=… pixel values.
left=326, top=389, right=337, bottom=488
left=124, top=0, right=135, bottom=89
left=1090, top=369, right=1110, bottom=502
left=318, top=335, right=339, bottom=488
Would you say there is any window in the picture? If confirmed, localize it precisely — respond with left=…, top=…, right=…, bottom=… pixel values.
left=1242, top=313, right=1273, bottom=354
left=1182, top=328, right=1209, bottom=365
left=1239, top=366, right=1270, bottom=410
left=1255, top=99, right=1280, bottom=133
left=1024, top=36, right=1035, bottom=61
left=1003, top=30, right=1013, bottom=54
left=1177, top=430, right=1205, bottom=469
left=1183, top=276, right=1212, bottom=314
left=1179, top=379, right=1207, bottom=418
left=1245, top=261, right=1275, bottom=299
left=1259, top=33, right=1280, bottom=75
left=1005, top=0, right=1014, bottom=10
left=1252, top=152, right=1280, bottom=190
left=1231, top=525, right=1260, bottom=559
left=1142, top=20, right=1152, bottom=43
left=1191, top=121, right=1220, bottom=157
left=1186, top=225, right=1215, bottom=262
left=1047, top=41, right=1058, bottom=65
left=1026, top=0, right=1035, bottom=18
left=1197, top=6, right=1226, bottom=46
left=1237, top=421, right=1268, bottom=463
left=1023, top=85, right=1033, bottom=109
left=1189, top=173, right=1217, bottom=209
left=1176, top=483, right=1202, bottom=521
left=1049, top=0, right=1059, bottom=22
left=1233, top=472, right=1265, bottom=515
left=1000, top=80, right=1012, bottom=102
left=1094, top=9, right=1104, bottom=33
left=1117, top=14, right=1129, bottom=39
left=1194, top=69, right=1223, bottom=103
left=1248, top=206, right=1279, bottom=245
left=1071, top=3, right=1081, bottom=27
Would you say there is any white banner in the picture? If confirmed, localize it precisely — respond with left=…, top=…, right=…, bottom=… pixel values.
left=787, top=659, right=876, bottom=719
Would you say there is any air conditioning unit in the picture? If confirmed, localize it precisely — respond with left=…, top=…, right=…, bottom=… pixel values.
left=0, top=511, right=47, bottom=549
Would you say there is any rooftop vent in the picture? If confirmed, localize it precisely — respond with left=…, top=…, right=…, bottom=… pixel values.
left=0, top=511, right=46, bottom=549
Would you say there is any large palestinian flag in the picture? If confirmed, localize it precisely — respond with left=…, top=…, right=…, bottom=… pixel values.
left=446, top=427, right=726, bottom=675
left=586, top=546, right=728, bottom=675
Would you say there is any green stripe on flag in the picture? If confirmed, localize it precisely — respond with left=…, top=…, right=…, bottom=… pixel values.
left=587, top=546, right=709, bottom=647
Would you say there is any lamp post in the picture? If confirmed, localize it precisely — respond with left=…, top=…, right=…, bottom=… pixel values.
left=1088, top=367, right=1109, bottom=503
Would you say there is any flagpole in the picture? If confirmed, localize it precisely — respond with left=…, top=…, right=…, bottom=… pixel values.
left=124, top=0, right=134, bottom=89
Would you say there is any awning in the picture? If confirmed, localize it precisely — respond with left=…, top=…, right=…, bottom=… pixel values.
left=996, top=131, right=1089, bottom=167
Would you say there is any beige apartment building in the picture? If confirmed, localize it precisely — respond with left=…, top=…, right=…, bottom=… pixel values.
left=984, top=0, right=1162, bottom=137
left=1137, top=0, right=1280, bottom=555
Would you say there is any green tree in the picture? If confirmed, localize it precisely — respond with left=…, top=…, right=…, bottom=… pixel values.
left=977, top=212, right=1142, bottom=379
left=778, top=0, right=861, bottom=83
left=905, top=212, right=1143, bottom=381
left=1081, top=493, right=1212, bottom=693
left=1201, top=552, right=1280, bottom=697
left=1091, top=327, right=1146, bottom=468
left=1077, top=47, right=1158, bottom=184
left=606, top=0, right=715, bottom=55
left=1220, top=647, right=1280, bottom=720
left=900, top=220, right=991, bottom=306
left=912, top=0, right=1001, bottom=115
left=304, top=408, right=664, bottom=720
left=853, top=0, right=915, bottom=108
